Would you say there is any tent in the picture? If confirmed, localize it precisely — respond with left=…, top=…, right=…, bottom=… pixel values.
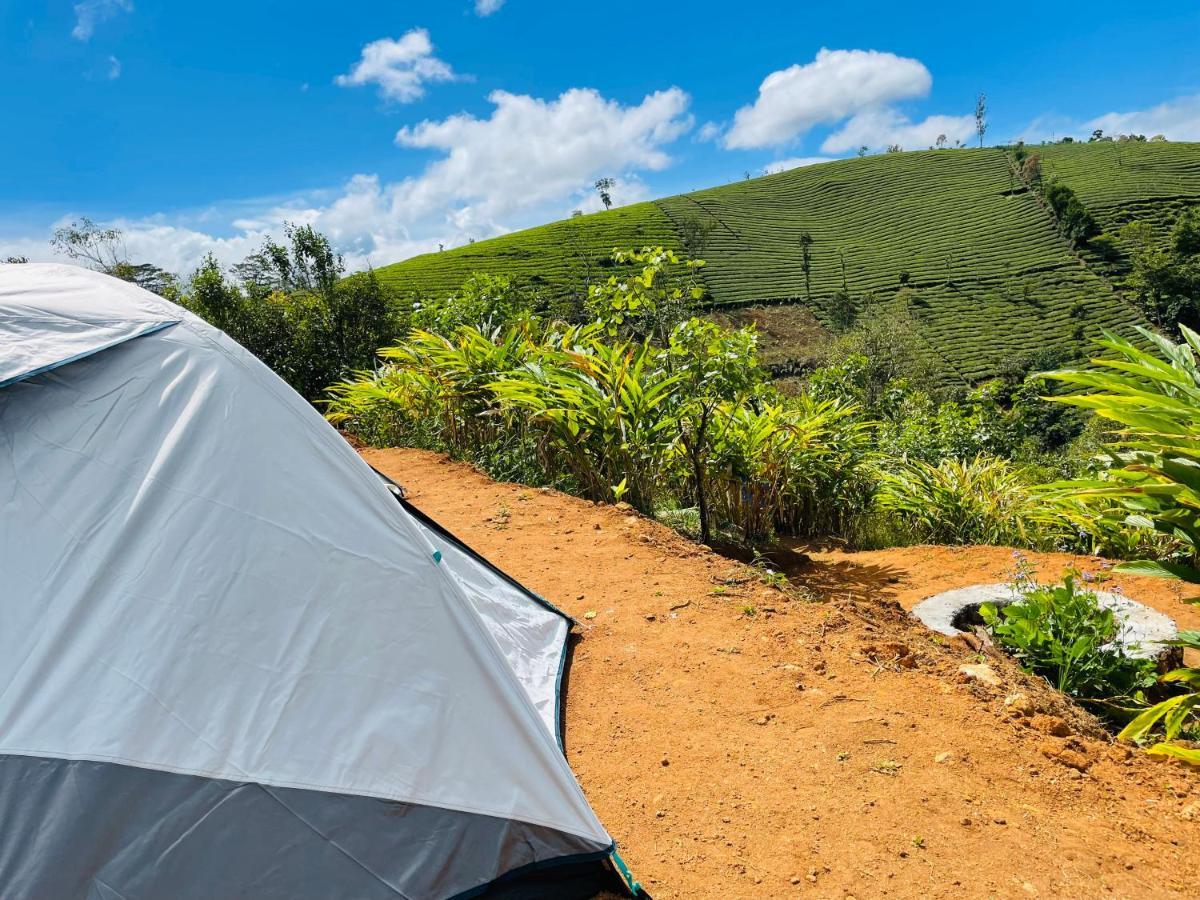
left=0, top=263, right=644, bottom=899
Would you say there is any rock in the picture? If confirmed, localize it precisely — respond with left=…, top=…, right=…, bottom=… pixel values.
left=935, top=751, right=954, bottom=763
left=1039, top=738, right=1091, bottom=772
left=957, top=663, right=1001, bottom=687
left=615, top=502, right=633, bottom=512
left=584, top=610, right=597, bottom=620
left=660, top=757, right=670, bottom=767
left=1180, top=801, right=1200, bottom=822
left=1031, top=715, right=1071, bottom=737
left=1004, top=692, right=1038, bottom=717
left=645, top=614, right=656, bottom=622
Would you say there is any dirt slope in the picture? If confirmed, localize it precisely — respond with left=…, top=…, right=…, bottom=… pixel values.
left=364, top=448, right=1199, bottom=900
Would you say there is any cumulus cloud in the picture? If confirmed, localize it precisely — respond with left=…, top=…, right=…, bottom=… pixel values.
left=72, top=0, right=132, bottom=41
left=335, top=28, right=459, bottom=102
left=724, top=48, right=932, bottom=149
left=5, top=87, right=692, bottom=276
left=391, top=86, right=692, bottom=233
left=1086, top=94, right=1200, bottom=141
left=821, top=109, right=975, bottom=153
left=762, top=157, right=835, bottom=174
left=475, top=0, right=505, bottom=15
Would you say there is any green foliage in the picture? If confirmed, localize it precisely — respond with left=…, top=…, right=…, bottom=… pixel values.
left=1042, top=181, right=1100, bottom=247
left=408, top=273, right=537, bottom=333
left=875, top=454, right=1049, bottom=547
left=329, top=259, right=875, bottom=546
left=1117, top=213, right=1200, bottom=332
left=1118, top=631, right=1200, bottom=765
left=379, top=147, right=1174, bottom=384
left=181, top=228, right=396, bottom=402
left=1040, top=326, right=1200, bottom=584
left=709, top=396, right=874, bottom=543
left=490, top=326, right=682, bottom=513
left=374, top=202, right=682, bottom=311
left=980, top=569, right=1158, bottom=699
left=585, top=247, right=705, bottom=342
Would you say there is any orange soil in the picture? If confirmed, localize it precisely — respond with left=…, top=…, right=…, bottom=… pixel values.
left=364, top=448, right=1199, bottom=900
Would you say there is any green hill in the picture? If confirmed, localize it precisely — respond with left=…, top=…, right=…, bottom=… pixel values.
left=376, top=143, right=1200, bottom=382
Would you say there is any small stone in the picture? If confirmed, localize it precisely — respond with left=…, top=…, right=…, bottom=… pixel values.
left=645, top=614, right=656, bottom=621
left=957, top=663, right=1001, bottom=687
left=960, top=816, right=971, bottom=826
left=584, top=610, right=597, bottom=620
left=1004, top=692, right=1038, bottom=717
left=790, top=876, right=802, bottom=885
left=935, top=751, right=953, bottom=764
left=654, top=809, right=665, bottom=818
left=993, top=817, right=1007, bottom=825
left=1031, top=715, right=1071, bottom=737
left=592, top=522, right=602, bottom=530
left=660, top=757, right=670, bottom=767
left=1180, top=801, right=1200, bottom=822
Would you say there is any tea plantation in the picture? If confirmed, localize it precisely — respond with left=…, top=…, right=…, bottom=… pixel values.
left=375, top=143, right=1200, bottom=382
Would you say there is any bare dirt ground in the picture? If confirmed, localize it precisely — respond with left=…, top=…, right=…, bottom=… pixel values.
left=364, top=448, right=1199, bottom=900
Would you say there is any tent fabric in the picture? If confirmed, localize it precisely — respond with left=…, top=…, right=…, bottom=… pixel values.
left=0, top=263, right=177, bottom=388
left=0, top=263, right=634, bottom=899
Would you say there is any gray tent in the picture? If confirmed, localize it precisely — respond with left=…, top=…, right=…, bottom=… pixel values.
left=0, top=263, right=644, bottom=899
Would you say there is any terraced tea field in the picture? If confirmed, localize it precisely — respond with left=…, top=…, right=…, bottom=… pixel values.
left=374, top=200, right=680, bottom=302
left=374, top=144, right=1200, bottom=381
left=1037, top=140, right=1200, bottom=245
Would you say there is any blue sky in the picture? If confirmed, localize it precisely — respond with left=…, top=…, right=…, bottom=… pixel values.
left=3, top=1, right=1199, bottom=272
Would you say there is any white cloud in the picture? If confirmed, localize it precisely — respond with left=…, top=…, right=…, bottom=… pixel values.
left=335, top=29, right=459, bottom=103
left=5, top=86, right=692, bottom=277
left=475, top=0, right=505, bottom=15
left=391, top=86, right=692, bottom=233
left=1086, top=94, right=1200, bottom=141
left=821, top=109, right=974, bottom=153
left=72, top=0, right=132, bottom=41
left=696, top=121, right=722, bottom=143
left=724, top=48, right=932, bottom=149
left=1014, top=94, right=1200, bottom=145
left=106, top=55, right=121, bottom=79
left=763, top=157, right=835, bottom=174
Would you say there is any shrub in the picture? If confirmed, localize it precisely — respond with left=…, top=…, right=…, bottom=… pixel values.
left=980, top=570, right=1158, bottom=700
left=875, top=454, right=1048, bottom=547
left=1040, top=325, right=1200, bottom=583
left=1119, top=631, right=1200, bottom=765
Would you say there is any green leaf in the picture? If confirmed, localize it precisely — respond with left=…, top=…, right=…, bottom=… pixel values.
left=1112, top=559, right=1200, bottom=583
left=1145, top=743, right=1200, bottom=765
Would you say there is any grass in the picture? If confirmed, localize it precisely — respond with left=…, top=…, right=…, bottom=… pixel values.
left=374, top=144, right=1200, bottom=382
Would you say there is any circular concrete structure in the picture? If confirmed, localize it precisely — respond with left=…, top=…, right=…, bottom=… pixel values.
left=911, top=583, right=1178, bottom=661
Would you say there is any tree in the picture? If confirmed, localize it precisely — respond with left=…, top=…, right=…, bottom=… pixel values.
left=798, top=231, right=814, bottom=302
left=594, top=177, right=615, bottom=210
left=975, top=92, right=987, bottom=148
left=586, top=247, right=705, bottom=344
left=1020, top=152, right=1042, bottom=189
left=935, top=134, right=947, bottom=149
left=679, top=215, right=715, bottom=259
left=857, top=146, right=868, bottom=158
left=51, top=217, right=125, bottom=271
left=4, top=256, right=28, bottom=264
left=828, top=289, right=857, bottom=332
left=666, top=319, right=761, bottom=543
left=50, top=217, right=179, bottom=297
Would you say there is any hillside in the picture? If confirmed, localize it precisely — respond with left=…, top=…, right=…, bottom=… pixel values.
left=365, top=447, right=1200, bottom=900
left=375, top=143, right=1200, bottom=382
left=1038, top=140, right=1200, bottom=249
